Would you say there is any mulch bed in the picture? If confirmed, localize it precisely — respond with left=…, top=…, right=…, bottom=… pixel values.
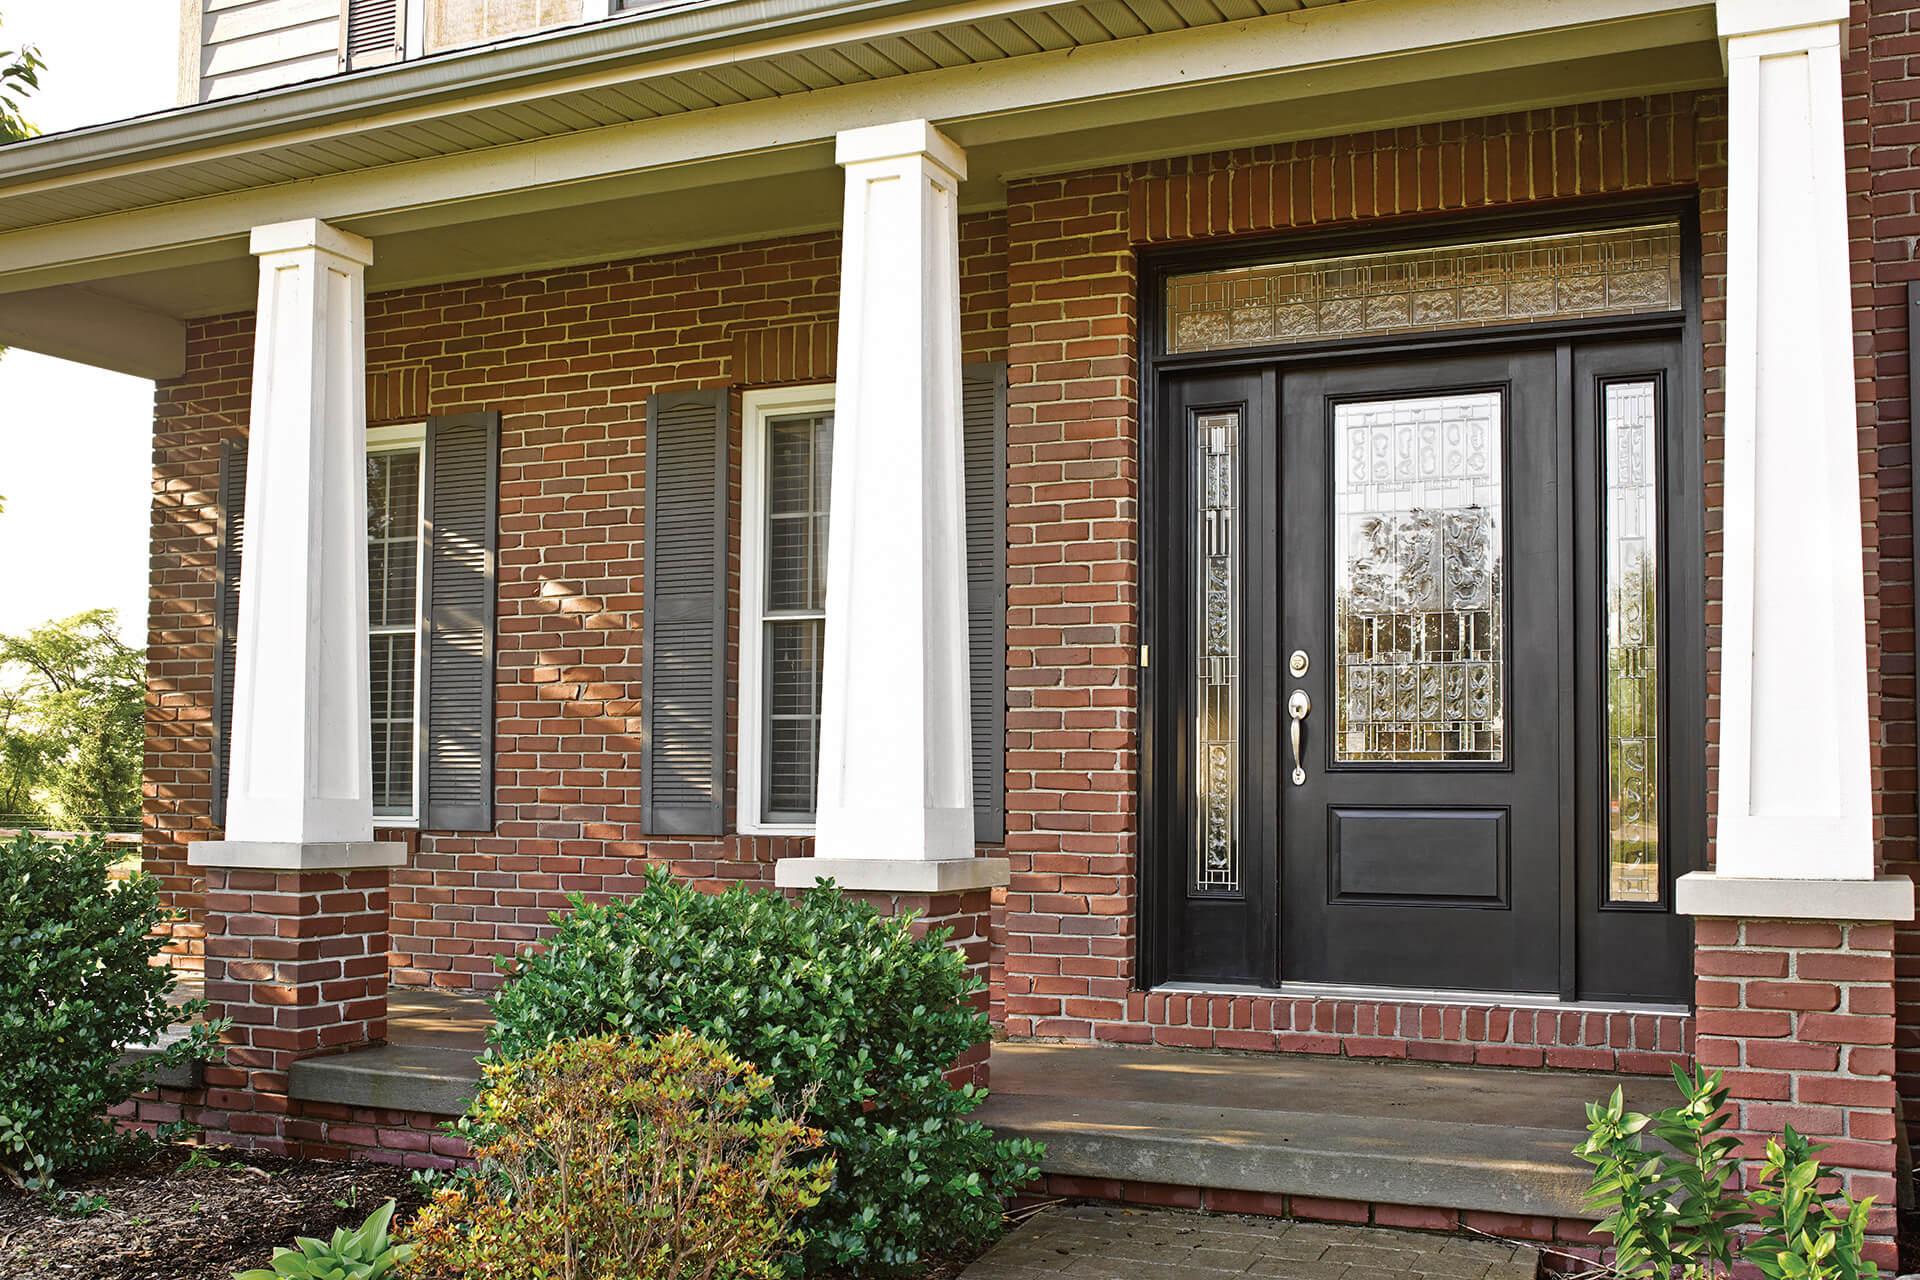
left=0, top=1145, right=424, bottom=1280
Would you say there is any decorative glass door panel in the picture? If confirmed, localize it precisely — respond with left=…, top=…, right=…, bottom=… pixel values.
left=1332, top=392, right=1504, bottom=765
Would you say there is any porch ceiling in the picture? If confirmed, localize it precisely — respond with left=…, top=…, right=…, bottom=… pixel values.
left=0, top=0, right=1721, bottom=378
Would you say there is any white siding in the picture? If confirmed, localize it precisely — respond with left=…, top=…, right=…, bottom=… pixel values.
left=198, top=0, right=340, bottom=101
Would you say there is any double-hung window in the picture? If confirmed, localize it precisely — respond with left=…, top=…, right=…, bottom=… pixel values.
left=739, top=387, right=835, bottom=833
left=366, top=424, right=427, bottom=823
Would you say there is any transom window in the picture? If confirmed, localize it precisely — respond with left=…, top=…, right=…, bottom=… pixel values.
left=740, top=387, right=836, bottom=832
left=367, top=424, right=426, bottom=821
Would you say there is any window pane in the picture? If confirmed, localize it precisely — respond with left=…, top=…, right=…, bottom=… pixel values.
left=766, top=416, right=831, bottom=612
left=367, top=446, right=422, bottom=819
left=764, top=618, right=823, bottom=820
left=1605, top=381, right=1661, bottom=904
left=1193, top=411, right=1239, bottom=896
left=370, top=631, right=416, bottom=817
left=1333, top=391, right=1504, bottom=763
left=367, top=450, right=422, bottom=628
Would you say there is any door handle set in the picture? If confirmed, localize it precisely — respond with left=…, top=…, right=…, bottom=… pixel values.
left=1288, top=688, right=1311, bottom=786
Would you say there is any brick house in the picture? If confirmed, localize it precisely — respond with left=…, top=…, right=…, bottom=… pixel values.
left=1, top=0, right=1916, bottom=1263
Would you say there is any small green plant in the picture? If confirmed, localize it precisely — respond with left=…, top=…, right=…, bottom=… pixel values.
left=54, top=1190, right=108, bottom=1218
left=235, top=1199, right=413, bottom=1280
left=486, top=869, right=1044, bottom=1277
left=0, top=832, right=226, bottom=1189
left=1744, top=1128, right=1878, bottom=1280
left=402, top=1032, right=831, bottom=1280
left=1577, top=1066, right=1879, bottom=1280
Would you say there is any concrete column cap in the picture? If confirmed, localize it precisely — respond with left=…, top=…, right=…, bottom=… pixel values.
left=774, top=855, right=1008, bottom=893
left=189, top=839, right=407, bottom=871
left=1675, top=871, right=1913, bottom=922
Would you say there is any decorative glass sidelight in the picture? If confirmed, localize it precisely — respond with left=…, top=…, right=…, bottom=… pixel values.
left=1166, top=222, right=1683, bottom=355
left=1604, top=381, right=1661, bottom=903
left=1193, top=410, right=1241, bottom=895
left=1332, top=392, right=1504, bottom=763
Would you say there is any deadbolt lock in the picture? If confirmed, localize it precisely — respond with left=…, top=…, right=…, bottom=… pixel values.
left=1288, top=649, right=1310, bottom=678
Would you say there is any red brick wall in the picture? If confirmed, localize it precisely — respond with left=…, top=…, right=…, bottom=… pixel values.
left=1000, top=94, right=1725, bottom=1065
left=147, top=216, right=1010, bottom=988
left=1854, top=0, right=1920, bottom=1141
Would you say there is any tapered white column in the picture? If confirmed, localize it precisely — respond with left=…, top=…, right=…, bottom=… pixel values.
left=777, top=120, right=1000, bottom=890
left=1681, top=2, right=1907, bottom=919
left=194, top=218, right=400, bottom=871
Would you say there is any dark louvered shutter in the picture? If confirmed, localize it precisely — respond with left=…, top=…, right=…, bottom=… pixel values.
left=963, top=363, right=1008, bottom=844
left=211, top=437, right=248, bottom=831
left=420, top=412, right=500, bottom=831
left=643, top=389, right=729, bottom=835
left=344, top=0, right=403, bottom=70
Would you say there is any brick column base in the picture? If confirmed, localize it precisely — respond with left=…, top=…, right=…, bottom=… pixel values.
left=1693, top=918, right=1899, bottom=1268
left=197, top=865, right=391, bottom=1150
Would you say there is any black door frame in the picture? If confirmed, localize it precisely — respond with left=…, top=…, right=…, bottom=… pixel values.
left=1138, top=195, right=1706, bottom=1002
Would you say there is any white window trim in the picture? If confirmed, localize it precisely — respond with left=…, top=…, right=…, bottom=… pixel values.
left=738, top=384, right=835, bottom=836
left=368, top=422, right=427, bottom=827
left=403, top=0, right=427, bottom=59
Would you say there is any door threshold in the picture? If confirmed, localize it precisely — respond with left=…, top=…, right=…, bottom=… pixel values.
left=1153, top=979, right=1689, bottom=1017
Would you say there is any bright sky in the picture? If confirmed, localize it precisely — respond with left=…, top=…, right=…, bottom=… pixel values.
left=0, top=2, right=178, bottom=646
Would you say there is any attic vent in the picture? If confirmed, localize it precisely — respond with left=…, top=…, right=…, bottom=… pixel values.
left=345, top=0, right=405, bottom=70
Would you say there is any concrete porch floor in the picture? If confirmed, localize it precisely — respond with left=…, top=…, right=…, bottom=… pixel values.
left=243, top=987, right=1658, bottom=1224
left=963, top=1205, right=1543, bottom=1280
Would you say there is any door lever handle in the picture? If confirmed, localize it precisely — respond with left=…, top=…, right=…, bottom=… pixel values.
left=1288, top=689, right=1311, bottom=785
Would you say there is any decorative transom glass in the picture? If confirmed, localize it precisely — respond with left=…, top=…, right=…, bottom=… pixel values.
left=1166, top=222, right=1682, bottom=355
left=1193, top=410, right=1241, bottom=895
left=1333, top=392, right=1504, bottom=764
left=1604, top=381, right=1661, bottom=903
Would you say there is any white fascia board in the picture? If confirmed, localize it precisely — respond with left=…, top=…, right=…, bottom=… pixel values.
left=0, top=0, right=1716, bottom=296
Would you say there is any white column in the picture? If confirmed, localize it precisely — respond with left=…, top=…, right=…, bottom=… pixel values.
left=776, top=120, right=1002, bottom=892
left=1680, top=1, right=1908, bottom=920
left=194, top=218, right=402, bottom=872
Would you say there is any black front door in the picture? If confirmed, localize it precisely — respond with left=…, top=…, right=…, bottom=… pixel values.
left=1152, top=339, right=1695, bottom=1002
left=1278, top=351, right=1561, bottom=993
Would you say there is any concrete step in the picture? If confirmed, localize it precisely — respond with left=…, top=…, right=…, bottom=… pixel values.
left=975, top=1042, right=1672, bottom=1222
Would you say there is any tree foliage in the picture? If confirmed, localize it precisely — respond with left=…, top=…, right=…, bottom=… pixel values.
left=0, top=13, right=41, bottom=144
left=0, top=610, right=144, bottom=830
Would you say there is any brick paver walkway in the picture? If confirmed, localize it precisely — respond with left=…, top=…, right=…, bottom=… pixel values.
left=964, top=1206, right=1542, bottom=1280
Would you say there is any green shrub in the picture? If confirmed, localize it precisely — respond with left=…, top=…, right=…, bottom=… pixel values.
left=405, top=1032, right=830, bottom=1280
left=0, top=831, right=224, bottom=1189
left=485, top=869, right=1044, bottom=1276
left=236, top=1199, right=413, bottom=1280
left=1577, top=1066, right=1878, bottom=1280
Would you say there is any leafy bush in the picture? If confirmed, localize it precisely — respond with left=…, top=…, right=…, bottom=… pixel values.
left=1577, top=1066, right=1879, bottom=1280
left=485, top=870, right=1043, bottom=1276
left=0, top=832, right=223, bottom=1189
left=236, top=1199, right=414, bottom=1280
left=404, top=1032, right=830, bottom=1280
